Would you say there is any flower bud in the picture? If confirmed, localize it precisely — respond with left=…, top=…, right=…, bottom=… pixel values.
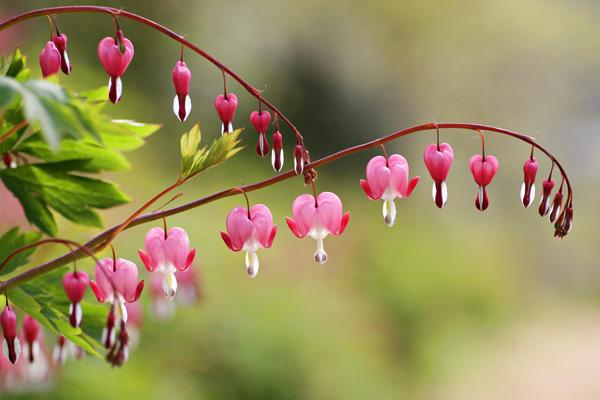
left=293, top=144, right=305, bottom=176
left=1, top=305, right=20, bottom=364
left=538, top=178, right=555, bottom=217
left=172, top=60, right=192, bottom=122
left=469, top=154, right=499, bottom=211
left=52, top=33, right=72, bottom=74
left=97, top=33, right=134, bottom=104
left=39, top=41, right=61, bottom=78
left=549, top=190, right=563, bottom=223
left=22, top=315, right=41, bottom=363
left=215, top=93, right=238, bottom=134
left=271, top=131, right=284, bottom=172
left=521, top=157, right=538, bottom=208
left=63, top=270, right=89, bottom=328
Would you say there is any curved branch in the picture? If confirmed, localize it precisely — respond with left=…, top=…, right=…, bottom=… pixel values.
left=0, top=122, right=573, bottom=291
left=0, top=6, right=303, bottom=141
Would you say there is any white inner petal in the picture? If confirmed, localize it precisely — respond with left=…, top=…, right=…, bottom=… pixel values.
left=184, top=94, right=192, bottom=121
left=162, top=271, right=178, bottom=299
left=245, top=251, right=260, bottom=278
left=382, top=199, right=396, bottom=227
left=314, top=237, right=327, bottom=265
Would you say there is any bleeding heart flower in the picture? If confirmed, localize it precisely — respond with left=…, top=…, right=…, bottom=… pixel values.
left=250, top=110, right=271, bottom=157
left=138, top=227, right=196, bottom=299
left=38, top=41, right=61, bottom=78
left=271, top=130, right=284, bottom=172
left=1, top=305, right=20, bottom=364
left=106, top=319, right=129, bottom=367
left=149, top=274, right=176, bottom=319
left=423, top=143, right=454, bottom=208
left=52, top=33, right=71, bottom=75
left=52, top=336, right=68, bottom=366
left=97, top=34, right=134, bottom=104
left=175, top=268, right=200, bottom=306
left=538, top=178, right=555, bottom=217
left=221, top=204, right=277, bottom=278
left=286, top=192, right=350, bottom=264
left=469, top=154, right=500, bottom=211
left=22, top=315, right=41, bottom=364
left=172, top=60, right=192, bottom=122
left=521, top=156, right=538, bottom=208
left=293, top=144, right=305, bottom=176
left=89, top=258, right=144, bottom=325
left=360, top=154, right=419, bottom=227
left=62, top=270, right=89, bottom=328
left=215, top=93, right=238, bottom=134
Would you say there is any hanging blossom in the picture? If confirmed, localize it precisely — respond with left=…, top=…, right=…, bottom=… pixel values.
left=52, top=31, right=72, bottom=75
left=360, top=154, right=419, bottom=227
left=38, top=41, right=61, bottom=78
left=62, top=270, right=89, bottom=328
left=22, top=316, right=41, bottom=364
left=469, top=154, right=500, bottom=211
left=286, top=192, right=350, bottom=264
left=172, top=59, right=192, bottom=121
left=97, top=30, right=134, bottom=104
left=89, top=257, right=144, bottom=350
left=138, top=227, right=196, bottom=299
left=423, top=142, right=454, bottom=208
left=175, top=267, right=200, bottom=306
left=215, top=92, right=238, bottom=134
left=250, top=110, right=271, bottom=157
left=521, top=153, right=538, bottom=208
left=221, top=204, right=277, bottom=278
left=149, top=274, right=176, bottom=319
left=1, top=304, right=20, bottom=364
left=538, top=167, right=555, bottom=217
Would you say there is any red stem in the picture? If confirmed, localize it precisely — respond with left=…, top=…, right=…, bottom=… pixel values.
left=0, top=6, right=303, bottom=143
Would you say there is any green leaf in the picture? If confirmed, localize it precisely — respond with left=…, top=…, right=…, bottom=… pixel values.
left=100, top=119, right=162, bottom=151
left=15, top=132, right=130, bottom=172
left=0, top=164, right=130, bottom=235
left=180, top=125, right=243, bottom=179
left=0, top=227, right=42, bottom=276
left=4, top=48, right=30, bottom=81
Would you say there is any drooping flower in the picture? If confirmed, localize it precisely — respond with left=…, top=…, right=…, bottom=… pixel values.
left=271, top=130, right=284, bottom=172
left=124, top=302, right=143, bottom=349
left=89, top=257, right=144, bottom=323
left=1, top=305, right=20, bottom=364
left=52, top=33, right=72, bottom=74
left=138, top=227, right=196, bottom=299
left=549, top=185, right=564, bottom=223
left=22, top=316, right=41, bottom=363
left=360, top=154, right=419, bottom=227
left=469, top=154, right=500, bottom=211
left=286, top=192, right=350, bottom=264
left=250, top=110, right=271, bottom=157
left=293, top=143, right=305, bottom=176
left=215, top=93, right=238, bottom=134
left=149, top=274, right=175, bottom=319
left=221, top=204, right=277, bottom=277
left=62, top=270, right=89, bottom=328
left=172, top=60, right=192, bottom=122
left=97, top=33, right=134, bottom=104
left=538, top=178, right=555, bottom=217
left=521, top=156, right=538, bottom=208
left=106, top=320, right=129, bottom=367
left=423, top=143, right=454, bottom=208
left=175, top=267, right=200, bottom=306
left=52, top=336, right=68, bottom=366
left=38, top=41, right=61, bottom=78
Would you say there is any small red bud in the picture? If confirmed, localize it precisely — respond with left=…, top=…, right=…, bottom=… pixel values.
left=549, top=190, right=563, bottom=223
left=52, top=33, right=72, bottom=75
left=271, top=131, right=284, bottom=172
left=22, top=315, right=41, bottom=363
left=521, top=157, right=538, bottom=208
left=1, top=305, right=20, bottom=364
left=172, top=60, right=192, bottom=122
left=39, top=41, right=61, bottom=78
left=293, top=144, right=305, bottom=176
left=538, top=178, right=555, bottom=217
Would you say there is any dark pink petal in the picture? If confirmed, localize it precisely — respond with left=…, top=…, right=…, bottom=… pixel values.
left=220, top=231, right=237, bottom=251
left=265, top=225, right=277, bottom=248
left=185, top=249, right=196, bottom=269
left=138, top=249, right=154, bottom=272
left=337, top=212, right=350, bottom=235
left=406, top=176, right=420, bottom=197
left=133, top=281, right=145, bottom=302
left=89, top=280, right=106, bottom=303
left=285, top=217, right=303, bottom=238
left=360, top=179, right=375, bottom=200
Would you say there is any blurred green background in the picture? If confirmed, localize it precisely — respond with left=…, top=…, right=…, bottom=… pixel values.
left=1, top=0, right=599, bottom=399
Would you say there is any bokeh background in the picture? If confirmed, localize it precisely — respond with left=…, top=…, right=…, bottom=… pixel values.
left=1, top=0, right=599, bottom=399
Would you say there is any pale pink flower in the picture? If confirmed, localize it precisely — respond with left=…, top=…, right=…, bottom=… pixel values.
left=286, top=192, right=350, bottom=264
left=138, top=227, right=196, bottom=299
left=221, top=204, right=277, bottom=277
left=360, top=154, right=419, bottom=226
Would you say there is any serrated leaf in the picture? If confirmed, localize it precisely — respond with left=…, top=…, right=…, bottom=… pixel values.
left=180, top=128, right=243, bottom=179
left=0, top=164, right=129, bottom=235
left=0, top=227, right=42, bottom=276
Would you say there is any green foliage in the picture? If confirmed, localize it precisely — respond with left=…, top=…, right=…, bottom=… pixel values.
left=0, top=227, right=42, bottom=276
left=0, top=50, right=160, bottom=235
left=180, top=124, right=243, bottom=179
